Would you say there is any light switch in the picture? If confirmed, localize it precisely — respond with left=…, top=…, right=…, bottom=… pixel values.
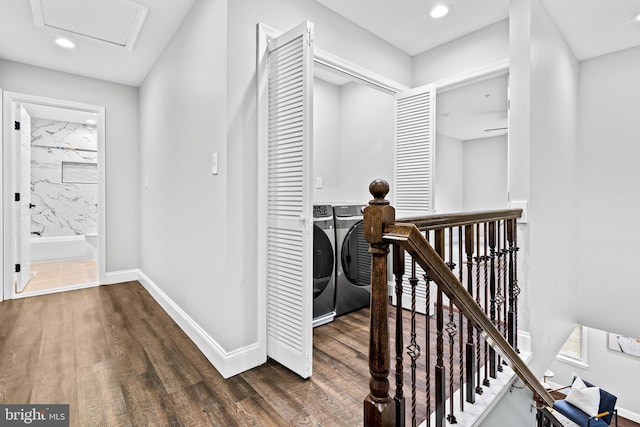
left=144, top=175, right=148, bottom=189
left=211, top=153, right=218, bottom=175
left=315, top=177, right=323, bottom=189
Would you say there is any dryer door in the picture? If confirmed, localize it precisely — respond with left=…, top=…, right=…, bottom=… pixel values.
left=313, top=224, right=333, bottom=298
left=341, top=221, right=371, bottom=287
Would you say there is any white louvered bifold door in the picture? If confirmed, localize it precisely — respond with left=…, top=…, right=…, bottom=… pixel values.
left=266, top=21, right=314, bottom=379
left=394, top=84, right=435, bottom=314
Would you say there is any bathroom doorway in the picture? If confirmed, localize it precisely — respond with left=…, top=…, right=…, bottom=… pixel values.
left=3, top=92, right=106, bottom=298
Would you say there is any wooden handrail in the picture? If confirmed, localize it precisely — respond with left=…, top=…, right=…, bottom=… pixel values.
left=382, top=221, right=554, bottom=408
left=397, top=209, right=523, bottom=231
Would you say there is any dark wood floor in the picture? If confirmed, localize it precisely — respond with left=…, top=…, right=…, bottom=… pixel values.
left=0, top=282, right=637, bottom=427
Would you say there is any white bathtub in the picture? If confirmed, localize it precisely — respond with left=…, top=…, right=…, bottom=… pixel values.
left=31, top=235, right=97, bottom=263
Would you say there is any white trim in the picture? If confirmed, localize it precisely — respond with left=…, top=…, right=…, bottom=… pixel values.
left=256, top=22, right=270, bottom=365
left=258, top=23, right=409, bottom=95
left=10, top=281, right=99, bottom=299
left=557, top=325, right=589, bottom=368
left=518, top=330, right=532, bottom=353
left=434, top=59, right=510, bottom=93
left=137, top=270, right=261, bottom=379
left=2, top=92, right=106, bottom=299
left=619, top=407, right=640, bottom=424
left=555, top=354, right=589, bottom=370
left=103, top=269, right=139, bottom=285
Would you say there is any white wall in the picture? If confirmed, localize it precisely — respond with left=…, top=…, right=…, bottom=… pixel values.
left=0, top=60, right=139, bottom=273
left=576, top=46, right=640, bottom=338
left=312, top=78, right=341, bottom=203
left=313, top=79, right=395, bottom=205
left=550, top=327, right=640, bottom=418
left=413, top=20, right=509, bottom=87
left=508, top=0, right=579, bottom=378
left=479, top=387, right=536, bottom=427
left=139, top=0, right=231, bottom=356
left=434, top=133, right=463, bottom=213
left=463, top=135, right=508, bottom=211
left=337, top=82, right=394, bottom=204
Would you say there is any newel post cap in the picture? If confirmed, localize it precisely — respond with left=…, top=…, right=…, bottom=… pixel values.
left=364, top=179, right=395, bottom=245
left=369, top=179, right=390, bottom=205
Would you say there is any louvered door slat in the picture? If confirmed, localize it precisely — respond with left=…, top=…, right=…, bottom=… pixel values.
left=265, top=22, right=314, bottom=379
left=394, top=84, right=435, bottom=314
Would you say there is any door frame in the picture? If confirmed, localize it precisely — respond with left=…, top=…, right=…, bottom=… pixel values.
left=256, top=22, right=409, bottom=364
left=2, top=91, right=106, bottom=299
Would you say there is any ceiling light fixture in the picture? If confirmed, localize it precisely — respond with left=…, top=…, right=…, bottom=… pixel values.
left=430, top=4, right=450, bottom=18
left=633, top=12, right=640, bottom=22
left=55, top=37, right=75, bottom=49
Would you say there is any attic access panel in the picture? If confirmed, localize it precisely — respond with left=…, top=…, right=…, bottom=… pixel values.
left=30, top=0, right=148, bottom=50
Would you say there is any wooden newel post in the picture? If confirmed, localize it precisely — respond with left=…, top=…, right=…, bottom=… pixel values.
left=364, top=179, right=397, bottom=427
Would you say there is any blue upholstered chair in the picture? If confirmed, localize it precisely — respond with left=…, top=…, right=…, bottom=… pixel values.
left=552, top=378, right=618, bottom=427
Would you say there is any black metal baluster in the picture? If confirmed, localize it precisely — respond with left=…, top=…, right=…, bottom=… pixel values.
left=445, top=228, right=457, bottom=424
left=408, top=258, right=420, bottom=427
left=457, top=227, right=465, bottom=411
left=475, top=225, right=483, bottom=395
left=495, top=220, right=505, bottom=372
left=434, top=230, right=446, bottom=427
left=425, top=231, right=432, bottom=427
left=507, top=219, right=516, bottom=349
left=488, top=221, right=497, bottom=380
left=482, top=223, right=490, bottom=388
left=464, top=225, right=476, bottom=403
left=513, top=223, right=521, bottom=354
left=394, top=245, right=406, bottom=426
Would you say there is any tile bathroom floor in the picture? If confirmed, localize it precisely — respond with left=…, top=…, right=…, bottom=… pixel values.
left=23, top=260, right=98, bottom=293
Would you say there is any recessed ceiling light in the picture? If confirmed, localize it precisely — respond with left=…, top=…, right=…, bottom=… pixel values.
left=633, top=12, right=640, bottom=22
left=430, top=4, right=450, bottom=18
left=55, top=37, right=75, bottom=49
left=85, top=118, right=96, bottom=125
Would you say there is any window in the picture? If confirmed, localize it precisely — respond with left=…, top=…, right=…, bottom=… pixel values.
left=557, top=325, right=588, bottom=368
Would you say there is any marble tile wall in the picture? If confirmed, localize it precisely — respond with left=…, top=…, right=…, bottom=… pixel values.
left=31, top=119, right=98, bottom=237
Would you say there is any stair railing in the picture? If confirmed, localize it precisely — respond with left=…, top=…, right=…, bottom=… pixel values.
left=363, top=179, right=553, bottom=427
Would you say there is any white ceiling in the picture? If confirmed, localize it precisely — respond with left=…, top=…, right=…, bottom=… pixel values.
left=437, top=75, right=508, bottom=141
left=316, top=0, right=640, bottom=60
left=540, top=0, right=640, bottom=60
left=0, top=0, right=196, bottom=86
left=0, top=0, right=638, bottom=88
left=315, top=0, right=510, bottom=56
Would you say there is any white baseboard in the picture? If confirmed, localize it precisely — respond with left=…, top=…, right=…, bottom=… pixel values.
left=136, top=270, right=262, bottom=379
left=104, top=269, right=139, bottom=285
left=518, top=330, right=532, bottom=353
left=12, top=281, right=99, bottom=299
left=618, top=407, right=640, bottom=424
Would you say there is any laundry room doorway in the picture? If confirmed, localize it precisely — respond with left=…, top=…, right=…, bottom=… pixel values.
left=257, top=21, right=411, bottom=380
left=2, top=92, right=106, bottom=299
